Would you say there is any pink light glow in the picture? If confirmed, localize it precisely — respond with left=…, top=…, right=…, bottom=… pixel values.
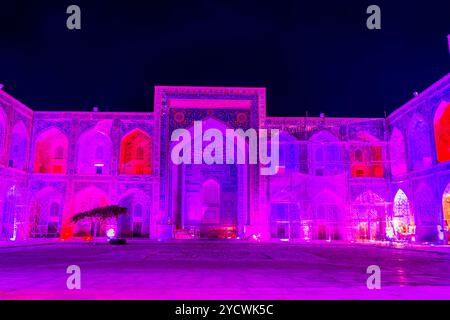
left=0, top=76, right=449, bottom=300
left=106, top=228, right=115, bottom=238
left=0, top=78, right=448, bottom=244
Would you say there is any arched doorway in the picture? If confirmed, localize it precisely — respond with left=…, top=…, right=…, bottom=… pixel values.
left=201, top=179, right=220, bottom=224
left=1, top=185, right=24, bottom=241
left=118, top=189, right=149, bottom=238
left=29, top=187, right=63, bottom=238
left=72, top=186, right=109, bottom=237
left=392, top=189, right=415, bottom=241
left=312, top=191, right=343, bottom=240
left=443, top=183, right=450, bottom=243
left=352, top=191, right=386, bottom=241
left=270, top=202, right=300, bottom=240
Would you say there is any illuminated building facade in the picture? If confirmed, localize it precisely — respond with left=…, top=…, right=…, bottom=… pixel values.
left=0, top=74, right=449, bottom=243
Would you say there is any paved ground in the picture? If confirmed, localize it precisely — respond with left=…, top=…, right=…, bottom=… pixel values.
left=1, top=240, right=450, bottom=299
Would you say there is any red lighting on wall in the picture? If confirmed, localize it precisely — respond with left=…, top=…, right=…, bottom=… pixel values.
left=119, top=129, right=152, bottom=175
left=350, top=146, right=384, bottom=178
left=434, top=102, right=450, bottom=163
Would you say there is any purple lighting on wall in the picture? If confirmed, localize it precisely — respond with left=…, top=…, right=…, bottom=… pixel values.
left=447, top=34, right=450, bottom=53
left=0, top=76, right=448, bottom=244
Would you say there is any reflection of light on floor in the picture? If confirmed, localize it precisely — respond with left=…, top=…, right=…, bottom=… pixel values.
left=4, top=242, right=450, bottom=299
left=10, top=216, right=18, bottom=241
left=395, top=263, right=408, bottom=287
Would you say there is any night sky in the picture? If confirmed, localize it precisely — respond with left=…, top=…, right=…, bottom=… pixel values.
left=0, top=0, right=449, bottom=117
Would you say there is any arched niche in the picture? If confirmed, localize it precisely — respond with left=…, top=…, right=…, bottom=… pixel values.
left=9, top=121, right=28, bottom=170
left=309, top=130, right=343, bottom=176
left=77, top=128, right=113, bottom=175
left=433, top=101, right=450, bottom=163
left=119, top=129, right=152, bottom=175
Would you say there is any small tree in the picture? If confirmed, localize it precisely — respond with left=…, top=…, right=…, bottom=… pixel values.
left=71, top=205, right=128, bottom=243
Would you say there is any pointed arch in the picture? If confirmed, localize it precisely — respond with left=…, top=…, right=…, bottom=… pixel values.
left=393, top=189, right=415, bottom=238
left=278, top=131, right=300, bottom=172
left=117, top=188, right=150, bottom=237
left=77, top=128, right=113, bottom=174
left=350, top=132, right=384, bottom=178
left=120, top=129, right=152, bottom=175
left=173, top=117, right=242, bottom=239
left=201, top=178, right=221, bottom=224
left=30, top=187, right=64, bottom=237
left=0, top=107, right=7, bottom=160
left=352, top=190, right=386, bottom=241
left=415, top=184, right=436, bottom=224
left=309, top=130, right=343, bottom=176
left=443, top=183, right=450, bottom=240
left=74, top=186, right=109, bottom=213
left=9, top=121, right=28, bottom=170
left=355, top=190, right=385, bottom=204
left=72, top=186, right=109, bottom=237
left=312, top=190, right=344, bottom=240
left=389, top=128, right=407, bottom=176
left=433, top=101, right=450, bottom=163
left=408, top=114, right=432, bottom=170
left=184, top=117, right=248, bottom=158
left=2, top=185, right=24, bottom=240
left=33, top=127, right=68, bottom=173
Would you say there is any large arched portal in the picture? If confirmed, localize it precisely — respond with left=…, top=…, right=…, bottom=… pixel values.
left=170, top=118, right=244, bottom=239
left=268, top=131, right=303, bottom=240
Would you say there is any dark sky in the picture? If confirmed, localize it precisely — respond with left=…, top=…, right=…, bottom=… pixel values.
left=0, top=0, right=449, bottom=117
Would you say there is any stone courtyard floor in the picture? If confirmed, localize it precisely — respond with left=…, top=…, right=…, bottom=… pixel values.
left=1, top=240, right=450, bottom=299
